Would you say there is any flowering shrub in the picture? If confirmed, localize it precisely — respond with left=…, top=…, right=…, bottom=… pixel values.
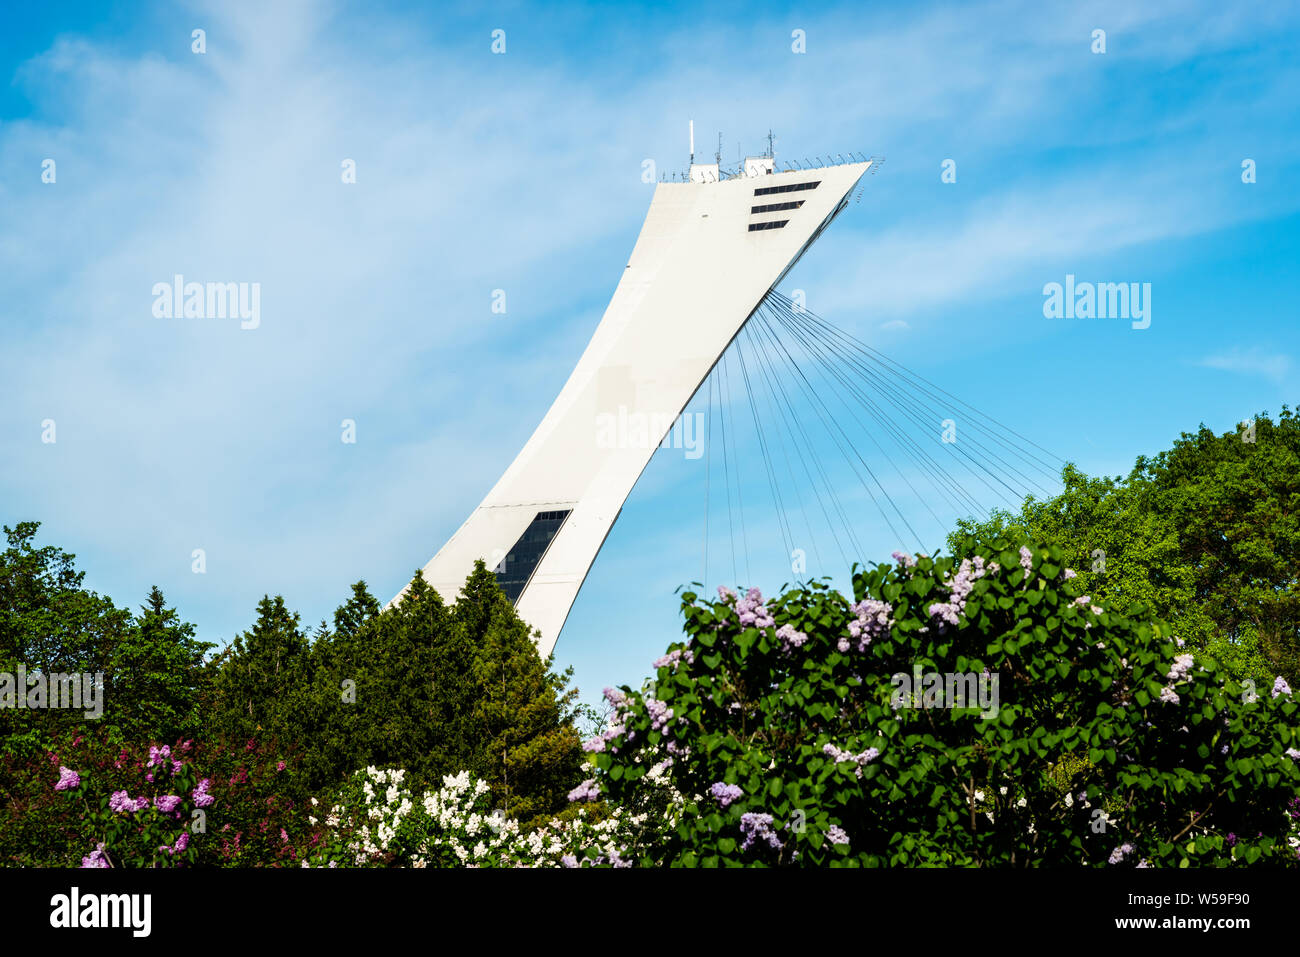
left=1, top=728, right=310, bottom=867
left=588, top=538, right=1300, bottom=866
left=303, top=766, right=653, bottom=867
left=56, top=742, right=204, bottom=867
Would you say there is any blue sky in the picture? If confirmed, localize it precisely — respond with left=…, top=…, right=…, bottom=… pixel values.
left=1, top=0, right=1296, bottom=710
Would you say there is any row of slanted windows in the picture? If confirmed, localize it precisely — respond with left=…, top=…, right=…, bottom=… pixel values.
left=748, top=220, right=789, bottom=231
left=753, top=180, right=820, bottom=197
left=751, top=200, right=805, bottom=214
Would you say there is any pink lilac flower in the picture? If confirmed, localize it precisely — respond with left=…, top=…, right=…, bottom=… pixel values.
left=582, top=736, right=605, bottom=753
left=567, top=779, right=600, bottom=802
left=81, top=842, right=110, bottom=868
left=55, top=766, right=80, bottom=791
left=147, top=744, right=172, bottom=767
left=109, top=790, right=150, bottom=814
left=1272, top=676, right=1292, bottom=698
left=171, top=759, right=182, bottom=775
left=154, top=795, right=182, bottom=814
left=191, top=778, right=215, bottom=808
left=277, top=760, right=286, bottom=771
left=826, top=825, right=849, bottom=846
left=710, top=783, right=744, bottom=807
left=739, top=812, right=782, bottom=852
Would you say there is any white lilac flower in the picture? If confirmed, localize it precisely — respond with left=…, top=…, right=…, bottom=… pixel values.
left=826, top=825, right=850, bottom=846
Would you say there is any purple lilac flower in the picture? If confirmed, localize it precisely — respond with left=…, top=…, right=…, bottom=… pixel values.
left=775, top=623, right=808, bottom=651
left=653, top=648, right=694, bottom=670
left=55, top=766, right=80, bottom=791
left=154, top=794, right=182, bottom=814
left=1018, top=546, right=1034, bottom=577
left=581, top=736, right=605, bottom=753
left=928, top=556, right=989, bottom=627
left=191, top=778, right=215, bottom=808
left=1285, top=748, right=1300, bottom=762
left=1225, top=832, right=1238, bottom=847
left=109, top=790, right=150, bottom=814
left=1272, top=676, right=1293, bottom=698
left=147, top=744, right=171, bottom=767
left=739, top=812, right=783, bottom=852
left=561, top=854, right=579, bottom=868
left=567, top=778, right=600, bottom=803
left=891, top=550, right=918, bottom=568
left=710, top=782, right=744, bottom=808
left=80, top=842, right=110, bottom=869
left=844, top=599, right=893, bottom=652
left=734, top=587, right=775, bottom=631
left=826, top=825, right=850, bottom=846
left=1062, top=568, right=1077, bottom=579
left=717, top=585, right=736, bottom=601
left=645, top=697, right=674, bottom=733
left=823, top=743, right=881, bottom=779
left=1167, top=654, right=1194, bottom=683
left=1107, top=842, right=1134, bottom=865
left=602, top=687, right=626, bottom=708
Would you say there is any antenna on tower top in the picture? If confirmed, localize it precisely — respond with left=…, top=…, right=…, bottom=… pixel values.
left=689, top=120, right=695, bottom=164
left=766, top=129, right=775, bottom=159
left=716, top=132, right=722, bottom=167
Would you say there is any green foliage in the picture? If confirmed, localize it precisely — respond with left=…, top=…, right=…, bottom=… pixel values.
left=953, top=408, right=1300, bottom=686
left=207, top=563, right=584, bottom=823
left=0, top=523, right=210, bottom=752
left=590, top=539, right=1300, bottom=867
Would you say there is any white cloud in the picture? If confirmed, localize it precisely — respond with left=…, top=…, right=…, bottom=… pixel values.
left=1198, top=349, right=1293, bottom=383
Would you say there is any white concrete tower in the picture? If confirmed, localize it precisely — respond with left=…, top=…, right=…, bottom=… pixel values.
left=395, top=153, right=872, bottom=657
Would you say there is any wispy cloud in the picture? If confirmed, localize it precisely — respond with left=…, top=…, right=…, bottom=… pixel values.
left=1198, top=348, right=1294, bottom=383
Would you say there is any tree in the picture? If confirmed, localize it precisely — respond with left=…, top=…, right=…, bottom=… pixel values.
left=456, top=561, right=584, bottom=823
left=953, top=408, right=1299, bottom=686
left=0, top=524, right=209, bottom=750
left=107, top=586, right=211, bottom=743
left=209, top=595, right=312, bottom=745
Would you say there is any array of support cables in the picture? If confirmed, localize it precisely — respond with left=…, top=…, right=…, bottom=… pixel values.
left=698, top=289, right=1064, bottom=585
